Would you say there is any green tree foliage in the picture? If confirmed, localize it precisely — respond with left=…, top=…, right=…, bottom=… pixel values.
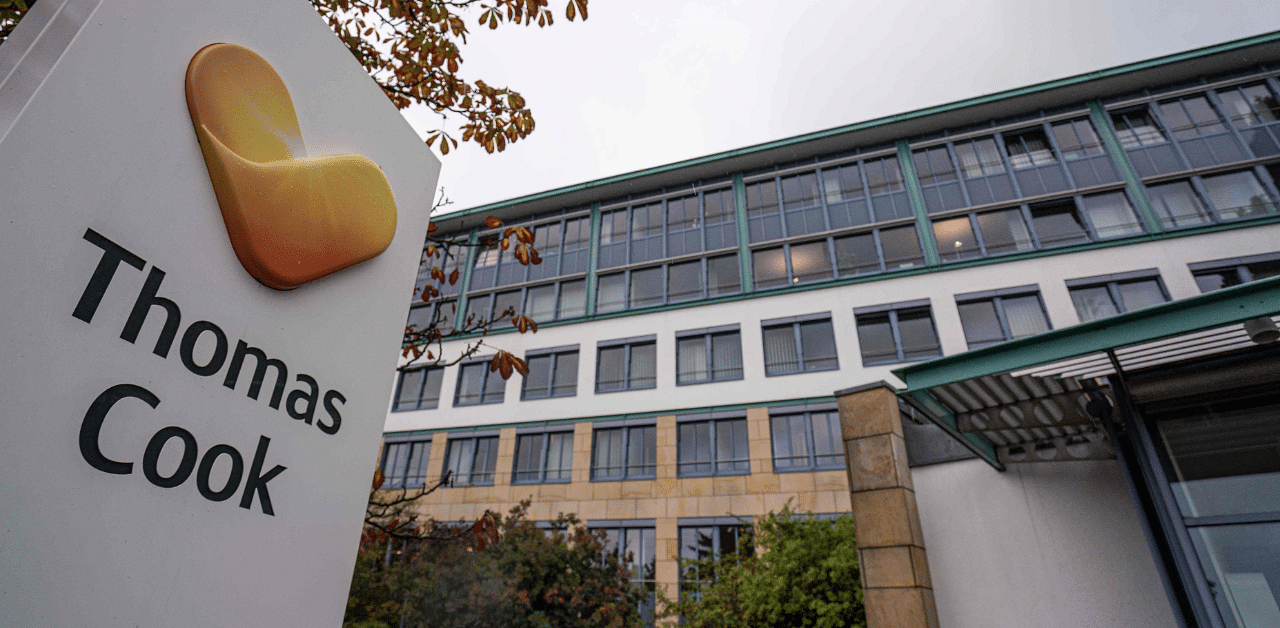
left=663, top=509, right=866, bottom=628
left=348, top=499, right=645, bottom=628
left=1, top=0, right=588, bottom=155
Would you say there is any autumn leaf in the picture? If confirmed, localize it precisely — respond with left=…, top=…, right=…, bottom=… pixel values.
left=485, top=216, right=503, bottom=229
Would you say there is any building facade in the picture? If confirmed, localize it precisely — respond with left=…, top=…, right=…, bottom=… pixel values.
left=382, top=32, right=1280, bottom=628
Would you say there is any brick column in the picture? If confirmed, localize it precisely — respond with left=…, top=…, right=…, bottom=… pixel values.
left=836, top=382, right=938, bottom=628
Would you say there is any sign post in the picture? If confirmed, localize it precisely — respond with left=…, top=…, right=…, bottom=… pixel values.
left=0, top=1, right=438, bottom=625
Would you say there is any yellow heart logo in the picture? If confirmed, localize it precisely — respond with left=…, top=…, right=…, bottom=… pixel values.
left=185, top=44, right=397, bottom=290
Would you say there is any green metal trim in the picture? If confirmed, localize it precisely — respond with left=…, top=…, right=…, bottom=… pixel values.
left=585, top=203, right=601, bottom=316
left=893, top=275, right=1280, bottom=392
left=425, top=217, right=1280, bottom=344
left=384, top=396, right=838, bottom=437
left=1088, top=100, right=1163, bottom=234
left=903, top=390, right=1004, bottom=470
left=733, top=173, right=753, bottom=292
left=897, top=140, right=940, bottom=266
left=453, top=229, right=479, bottom=320
left=441, top=31, right=1280, bottom=223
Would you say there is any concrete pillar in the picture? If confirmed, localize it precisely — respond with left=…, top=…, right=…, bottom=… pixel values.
left=836, top=382, right=939, bottom=628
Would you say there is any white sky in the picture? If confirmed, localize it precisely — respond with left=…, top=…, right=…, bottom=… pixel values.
left=401, top=0, right=1280, bottom=213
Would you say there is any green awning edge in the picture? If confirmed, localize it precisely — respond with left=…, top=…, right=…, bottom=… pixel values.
left=893, top=276, right=1280, bottom=393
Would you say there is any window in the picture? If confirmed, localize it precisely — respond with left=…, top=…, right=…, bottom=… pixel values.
left=1004, top=128, right=1057, bottom=169
left=512, top=431, right=573, bottom=484
left=855, top=301, right=942, bottom=365
left=1158, top=95, right=1247, bottom=168
left=596, top=336, right=657, bottom=392
left=954, top=136, right=1017, bottom=205
left=1147, top=180, right=1212, bottom=229
left=454, top=361, right=505, bottom=406
left=442, top=435, right=499, bottom=486
left=676, top=326, right=743, bottom=385
left=1067, top=272, right=1170, bottom=323
left=956, top=288, right=1051, bottom=350
left=1110, top=107, right=1184, bottom=177
left=463, top=212, right=591, bottom=324
left=1190, top=253, right=1280, bottom=292
left=677, top=417, right=750, bottom=476
left=770, top=409, right=844, bottom=472
left=598, top=188, right=739, bottom=271
left=679, top=521, right=754, bottom=600
left=406, top=298, right=455, bottom=335
left=595, top=253, right=741, bottom=313
left=594, top=524, right=658, bottom=624
left=1217, top=82, right=1280, bottom=158
left=1051, top=117, right=1121, bottom=187
left=381, top=439, right=432, bottom=488
left=591, top=423, right=657, bottom=480
left=522, top=347, right=578, bottom=400
left=392, top=367, right=443, bottom=411
left=761, top=314, right=838, bottom=376
left=912, top=145, right=965, bottom=214
left=1200, top=169, right=1278, bottom=221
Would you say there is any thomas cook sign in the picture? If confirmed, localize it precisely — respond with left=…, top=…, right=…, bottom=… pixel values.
left=0, top=1, right=437, bottom=626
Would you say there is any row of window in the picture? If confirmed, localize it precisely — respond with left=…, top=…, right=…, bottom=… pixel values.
left=420, top=76, right=1280, bottom=330
left=396, top=252, right=1280, bottom=413
left=380, top=407, right=846, bottom=488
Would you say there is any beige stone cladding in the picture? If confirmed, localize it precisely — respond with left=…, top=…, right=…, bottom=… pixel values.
left=387, top=404, right=853, bottom=607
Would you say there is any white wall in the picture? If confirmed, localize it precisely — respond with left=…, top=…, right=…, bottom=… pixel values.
left=385, top=223, right=1280, bottom=433
left=913, top=458, right=1177, bottom=628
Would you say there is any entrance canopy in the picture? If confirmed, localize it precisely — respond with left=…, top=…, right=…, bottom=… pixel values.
left=892, top=277, right=1280, bottom=470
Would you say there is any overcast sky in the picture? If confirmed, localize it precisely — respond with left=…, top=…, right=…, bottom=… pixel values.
left=401, top=0, right=1280, bottom=213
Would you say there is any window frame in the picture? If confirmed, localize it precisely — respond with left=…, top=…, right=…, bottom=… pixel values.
left=380, top=438, right=432, bottom=488
left=590, top=422, right=658, bottom=481
left=676, top=415, right=751, bottom=477
left=1066, top=270, right=1171, bottom=323
left=768, top=406, right=845, bottom=473
left=854, top=300, right=943, bottom=366
left=954, top=286, right=1053, bottom=350
left=595, top=336, right=658, bottom=393
left=760, top=313, right=840, bottom=376
left=511, top=429, right=575, bottom=485
left=392, top=366, right=444, bottom=412
left=441, top=434, right=500, bottom=487
left=453, top=360, right=506, bottom=407
left=521, top=345, right=580, bottom=400
left=675, top=325, right=744, bottom=386
left=1189, top=252, right=1280, bottom=292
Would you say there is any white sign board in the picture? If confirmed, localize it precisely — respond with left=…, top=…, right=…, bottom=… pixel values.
left=0, top=0, right=438, bottom=625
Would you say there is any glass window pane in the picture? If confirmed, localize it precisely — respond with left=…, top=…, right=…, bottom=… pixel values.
left=822, top=164, right=863, bottom=203
left=668, top=261, right=702, bottom=303
left=716, top=419, right=749, bottom=471
left=799, top=319, right=838, bottom=370
left=706, top=254, right=741, bottom=296
left=1193, top=269, right=1237, bottom=293
left=629, top=343, right=657, bottom=389
left=878, top=226, right=924, bottom=270
left=680, top=422, right=712, bottom=474
left=677, top=336, right=709, bottom=384
left=1117, top=279, right=1167, bottom=312
left=958, top=300, right=1005, bottom=349
left=551, top=352, right=577, bottom=397
left=857, top=314, right=897, bottom=364
left=711, top=332, right=743, bottom=381
left=481, top=365, right=505, bottom=402
left=789, top=241, right=833, bottom=283
left=1201, top=170, right=1277, bottom=220
left=545, top=432, right=573, bottom=481
left=1147, top=180, right=1211, bottom=229
left=596, top=273, right=626, bottom=313
left=1081, top=191, right=1143, bottom=239
left=753, top=247, right=788, bottom=290
left=763, top=325, right=799, bottom=375
left=491, top=290, right=521, bottom=327
left=1005, top=129, right=1057, bottom=169
left=456, top=363, right=484, bottom=405
left=812, top=412, right=843, bottom=467
left=933, top=217, right=980, bottom=262
left=1157, top=402, right=1280, bottom=518
left=472, top=437, right=499, bottom=484
left=1001, top=295, right=1050, bottom=339
left=770, top=416, right=796, bottom=469
left=1030, top=201, right=1089, bottom=247
left=382, top=443, right=409, bottom=487
left=834, top=233, right=881, bottom=276
left=1070, top=286, right=1119, bottom=322
left=395, top=369, right=424, bottom=410
left=523, top=354, right=552, bottom=399
left=596, top=346, right=626, bottom=391
left=514, top=433, right=544, bottom=482
left=1189, top=522, right=1280, bottom=628
left=897, top=309, right=941, bottom=361
left=629, top=267, right=663, bottom=308
left=525, top=284, right=556, bottom=321
left=976, top=209, right=1034, bottom=255
left=628, top=426, right=656, bottom=476
left=593, top=428, right=623, bottom=478
left=421, top=369, right=443, bottom=408
left=1113, top=110, right=1167, bottom=148
left=557, top=279, right=586, bottom=318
